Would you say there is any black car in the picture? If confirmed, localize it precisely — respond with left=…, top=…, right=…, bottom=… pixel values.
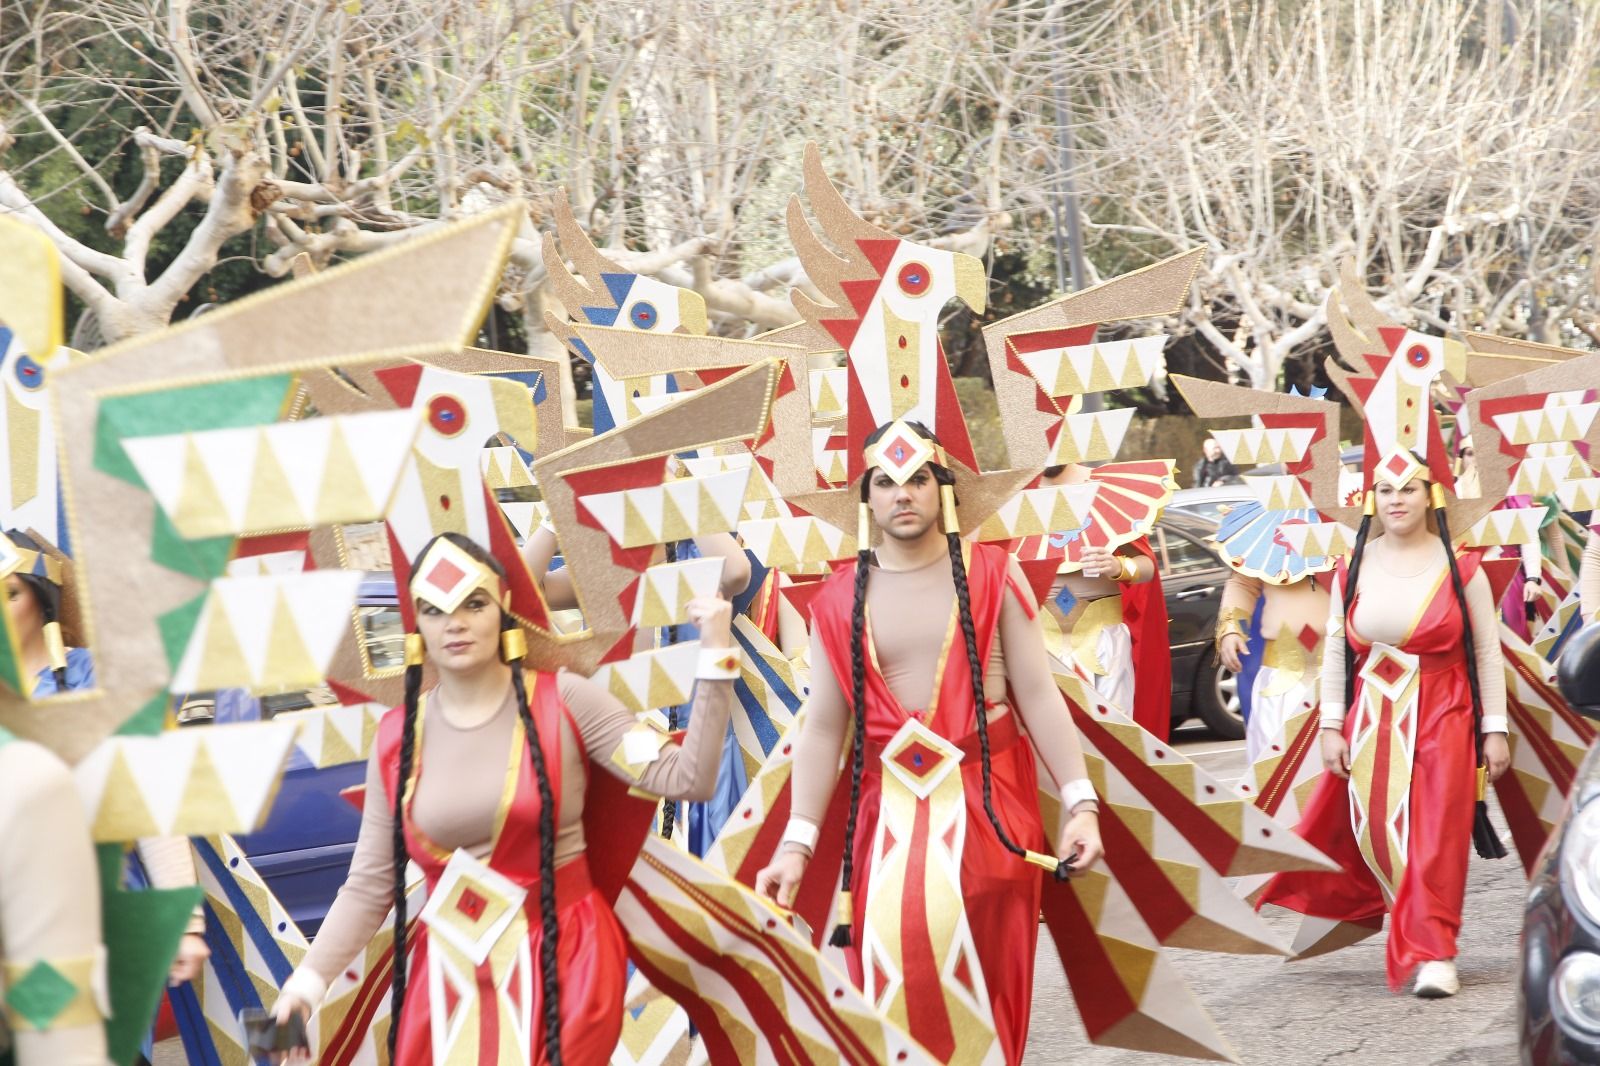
left=1152, top=508, right=1243, bottom=739
left=1521, top=623, right=1600, bottom=1063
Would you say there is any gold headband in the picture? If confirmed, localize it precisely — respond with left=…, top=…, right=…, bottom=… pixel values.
left=0, top=534, right=64, bottom=586
left=409, top=538, right=504, bottom=615
left=862, top=418, right=946, bottom=487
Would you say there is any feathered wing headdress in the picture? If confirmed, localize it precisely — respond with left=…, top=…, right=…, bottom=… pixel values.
left=540, top=197, right=710, bottom=433
left=1324, top=260, right=1502, bottom=536
left=776, top=144, right=1036, bottom=537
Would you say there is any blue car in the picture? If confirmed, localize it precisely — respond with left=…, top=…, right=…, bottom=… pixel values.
left=218, top=572, right=401, bottom=936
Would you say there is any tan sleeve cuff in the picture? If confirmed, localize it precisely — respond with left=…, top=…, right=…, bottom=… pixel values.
left=281, top=967, right=329, bottom=1010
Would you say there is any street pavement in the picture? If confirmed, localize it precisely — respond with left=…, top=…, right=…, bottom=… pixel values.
left=1023, top=726, right=1526, bottom=1066
left=156, top=727, right=1527, bottom=1066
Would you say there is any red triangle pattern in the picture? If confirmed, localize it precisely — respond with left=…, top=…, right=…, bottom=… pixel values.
left=822, top=317, right=862, bottom=353
left=326, top=678, right=379, bottom=707
left=856, top=238, right=900, bottom=278
left=1377, top=325, right=1407, bottom=353
left=952, top=949, right=975, bottom=995
left=374, top=364, right=424, bottom=408
left=839, top=278, right=880, bottom=318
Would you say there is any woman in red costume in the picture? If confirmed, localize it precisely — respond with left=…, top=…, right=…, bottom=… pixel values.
left=756, top=420, right=1104, bottom=1065
left=1257, top=460, right=1511, bottom=997
left=273, top=532, right=735, bottom=1065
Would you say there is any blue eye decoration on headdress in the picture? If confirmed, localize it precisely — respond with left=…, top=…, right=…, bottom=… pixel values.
left=629, top=301, right=659, bottom=330
left=13, top=353, right=44, bottom=391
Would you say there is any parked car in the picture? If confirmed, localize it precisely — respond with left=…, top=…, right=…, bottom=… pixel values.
left=1520, top=622, right=1600, bottom=1064
left=1166, top=483, right=1254, bottom=524
left=1154, top=507, right=1244, bottom=739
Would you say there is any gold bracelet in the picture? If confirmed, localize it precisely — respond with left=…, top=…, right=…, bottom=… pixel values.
left=1214, top=606, right=1251, bottom=648
left=1109, top=555, right=1137, bottom=584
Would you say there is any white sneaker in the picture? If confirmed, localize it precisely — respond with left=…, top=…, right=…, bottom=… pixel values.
left=1413, top=959, right=1460, bottom=998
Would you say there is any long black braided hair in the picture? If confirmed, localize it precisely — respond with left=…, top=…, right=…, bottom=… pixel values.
left=7, top=530, right=68, bottom=691
left=660, top=540, right=682, bottom=840
left=831, top=422, right=1057, bottom=947
left=1342, top=474, right=1503, bottom=860
left=390, top=532, right=565, bottom=1062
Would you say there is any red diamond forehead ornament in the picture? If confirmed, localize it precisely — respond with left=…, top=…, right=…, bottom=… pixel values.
left=863, top=418, right=940, bottom=485
left=1375, top=447, right=1426, bottom=490
left=410, top=537, right=503, bottom=615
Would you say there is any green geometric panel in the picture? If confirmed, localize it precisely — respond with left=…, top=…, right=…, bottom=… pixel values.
left=149, top=508, right=234, bottom=581
left=98, top=844, right=200, bottom=1066
left=157, top=592, right=208, bottom=674
left=113, top=692, right=172, bottom=739
left=93, top=374, right=296, bottom=488
left=3, top=958, right=77, bottom=1030
left=0, top=602, right=29, bottom=698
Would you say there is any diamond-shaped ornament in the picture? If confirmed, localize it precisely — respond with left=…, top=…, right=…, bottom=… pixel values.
left=456, top=885, right=488, bottom=923
left=1361, top=645, right=1417, bottom=701
left=1374, top=448, right=1426, bottom=490
left=892, top=738, right=945, bottom=780
left=4, top=960, right=78, bottom=1030
left=864, top=419, right=937, bottom=486
left=411, top=536, right=499, bottom=614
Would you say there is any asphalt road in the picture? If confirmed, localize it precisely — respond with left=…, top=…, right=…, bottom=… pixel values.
left=1023, top=726, right=1526, bottom=1066
left=155, top=726, right=1526, bottom=1066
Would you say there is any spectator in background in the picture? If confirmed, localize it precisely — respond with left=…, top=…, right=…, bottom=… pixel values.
left=1192, top=437, right=1238, bottom=487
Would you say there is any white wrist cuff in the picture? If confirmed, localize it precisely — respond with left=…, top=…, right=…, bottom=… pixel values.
left=1480, top=715, right=1509, bottom=735
left=1319, top=710, right=1345, bottom=731
left=695, top=646, right=740, bottom=681
left=280, top=967, right=329, bottom=1011
left=781, top=818, right=819, bottom=853
left=1060, top=778, right=1097, bottom=812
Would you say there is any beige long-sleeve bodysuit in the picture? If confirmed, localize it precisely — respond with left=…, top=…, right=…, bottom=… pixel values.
left=0, top=740, right=107, bottom=1066
left=284, top=669, right=731, bottom=1005
left=789, top=553, right=1091, bottom=831
left=1319, top=540, right=1507, bottom=732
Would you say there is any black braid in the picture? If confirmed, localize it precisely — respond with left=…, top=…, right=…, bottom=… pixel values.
left=1342, top=511, right=1374, bottom=715
left=831, top=543, right=872, bottom=948
left=386, top=660, right=422, bottom=1060
left=507, top=626, right=565, bottom=1064
left=1434, top=506, right=1507, bottom=860
left=947, top=529, right=1036, bottom=867
left=660, top=541, right=681, bottom=840
left=42, top=601, right=67, bottom=692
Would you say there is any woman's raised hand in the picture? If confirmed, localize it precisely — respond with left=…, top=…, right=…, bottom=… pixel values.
left=684, top=595, right=734, bottom=649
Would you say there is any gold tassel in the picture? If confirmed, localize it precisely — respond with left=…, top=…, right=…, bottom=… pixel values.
left=1430, top=482, right=1448, bottom=511
left=857, top=502, right=871, bottom=551
left=404, top=633, right=425, bottom=667
left=500, top=627, right=527, bottom=663
left=940, top=483, right=960, bottom=535
left=1362, top=490, right=1376, bottom=516
left=42, top=621, right=66, bottom=672
left=828, top=890, right=854, bottom=947
left=1476, top=764, right=1489, bottom=802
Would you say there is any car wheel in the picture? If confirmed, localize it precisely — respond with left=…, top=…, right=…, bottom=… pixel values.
left=1193, top=657, right=1245, bottom=740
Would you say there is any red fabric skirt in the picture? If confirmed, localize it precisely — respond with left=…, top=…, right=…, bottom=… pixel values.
left=1257, top=668, right=1476, bottom=990
left=393, top=864, right=628, bottom=1066
left=847, top=715, right=1045, bottom=1065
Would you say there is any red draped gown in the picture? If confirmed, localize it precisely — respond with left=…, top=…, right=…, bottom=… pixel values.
left=375, top=672, right=629, bottom=1066
left=1257, top=554, right=1480, bottom=990
left=810, top=542, right=1045, bottom=1065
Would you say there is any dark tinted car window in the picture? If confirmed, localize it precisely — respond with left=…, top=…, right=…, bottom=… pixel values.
left=1161, top=529, right=1219, bottom=574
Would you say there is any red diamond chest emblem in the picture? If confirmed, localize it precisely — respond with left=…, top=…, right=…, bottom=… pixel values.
left=893, top=739, right=944, bottom=779
left=1369, top=654, right=1407, bottom=688
left=455, top=886, right=487, bottom=923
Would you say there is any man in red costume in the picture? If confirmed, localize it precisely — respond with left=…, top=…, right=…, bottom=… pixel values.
left=756, top=420, right=1104, bottom=1066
